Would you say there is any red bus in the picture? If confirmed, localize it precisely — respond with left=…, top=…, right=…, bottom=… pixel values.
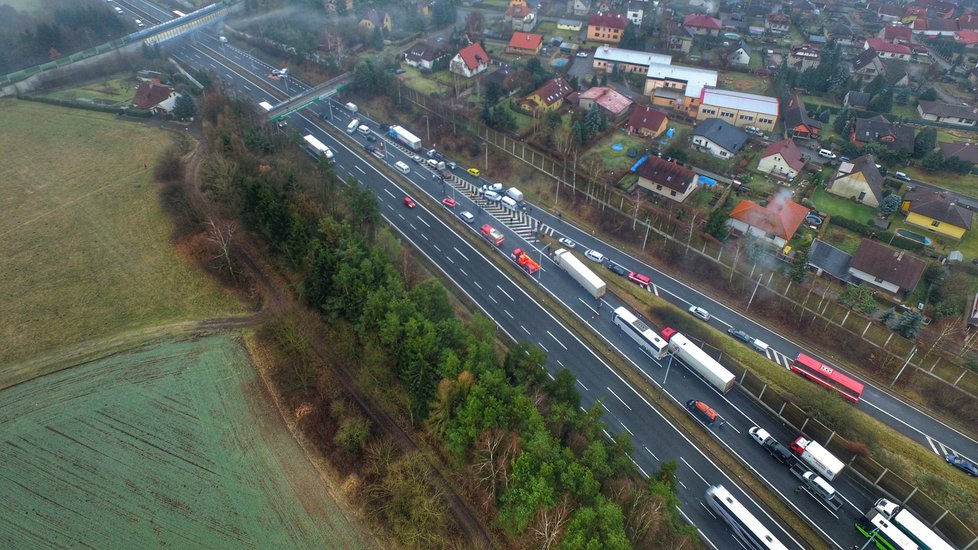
left=791, top=353, right=864, bottom=403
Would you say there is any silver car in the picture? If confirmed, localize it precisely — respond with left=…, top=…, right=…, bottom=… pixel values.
left=688, top=306, right=710, bottom=321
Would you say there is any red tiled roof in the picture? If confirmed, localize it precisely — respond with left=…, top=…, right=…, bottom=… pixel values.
left=588, top=12, right=628, bottom=30
left=133, top=80, right=173, bottom=109
left=508, top=32, right=544, bottom=50
left=959, top=13, right=978, bottom=30
left=866, top=37, right=912, bottom=54
left=767, top=13, right=791, bottom=24
left=760, top=138, right=805, bottom=172
left=456, top=42, right=490, bottom=71
left=729, top=197, right=809, bottom=241
left=578, top=86, right=632, bottom=115
left=627, top=105, right=669, bottom=133
left=683, top=14, right=723, bottom=30
left=636, top=156, right=696, bottom=193
left=957, top=30, right=978, bottom=45
left=882, top=25, right=912, bottom=41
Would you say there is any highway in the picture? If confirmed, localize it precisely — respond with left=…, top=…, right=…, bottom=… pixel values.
left=167, top=34, right=875, bottom=548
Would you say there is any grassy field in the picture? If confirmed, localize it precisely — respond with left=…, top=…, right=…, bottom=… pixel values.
left=0, top=99, right=241, bottom=368
left=718, top=71, right=770, bottom=95
left=811, top=187, right=877, bottom=223
left=42, top=77, right=137, bottom=106
left=0, top=335, right=375, bottom=548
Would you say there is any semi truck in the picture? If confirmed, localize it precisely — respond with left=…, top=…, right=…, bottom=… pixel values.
left=481, top=224, right=504, bottom=246
left=789, top=436, right=845, bottom=481
left=388, top=125, right=422, bottom=152
left=789, top=462, right=842, bottom=511
left=553, top=248, right=606, bottom=298
left=660, top=328, right=736, bottom=393
left=873, top=499, right=955, bottom=550
left=512, top=248, right=540, bottom=274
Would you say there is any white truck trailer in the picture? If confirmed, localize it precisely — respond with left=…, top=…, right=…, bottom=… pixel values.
left=659, top=328, right=736, bottom=393
left=553, top=249, right=606, bottom=298
left=789, top=436, right=845, bottom=481
left=388, top=125, right=422, bottom=152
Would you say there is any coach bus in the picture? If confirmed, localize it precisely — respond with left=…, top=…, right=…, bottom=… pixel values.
left=705, top=485, right=787, bottom=550
left=612, top=307, right=668, bottom=360
left=791, top=353, right=864, bottom=403
left=857, top=510, right=920, bottom=550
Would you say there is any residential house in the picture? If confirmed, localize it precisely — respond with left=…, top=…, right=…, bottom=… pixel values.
left=667, top=23, right=695, bottom=53
left=690, top=118, right=748, bottom=159
left=507, top=32, right=544, bottom=55
left=729, top=41, right=752, bottom=65
left=792, top=0, right=818, bottom=15
left=567, top=0, right=590, bottom=16
left=850, top=115, right=915, bottom=152
left=844, top=91, right=871, bottom=110
left=877, top=3, right=907, bottom=23
left=917, top=101, right=978, bottom=127
left=850, top=48, right=886, bottom=84
left=782, top=94, right=820, bottom=139
left=902, top=187, right=974, bottom=240
left=955, top=30, right=978, bottom=48
left=688, top=0, right=720, bottom=14
left=849, top=239, right=927, bottom=298
left=683, top=14, right=723, bottom=36
left=766, top=13, right=792, bottom=34
left=757, top=138, right=805, bottom=180
left=133, top=79, right=176, bottom=111
left=358, top=9, right=392, bottom=34
left=587, top=12, right=628, bottom=44
left=914, top=0, right=956, bottom=19
left=522, top=77, right=574, bottom=111
left=450, top=42, right=491, bottom=78
left=807, top=239, right=855, bottom=283
left=826, top=155, right=884, bottom=208
left=881, top=59, right=911, bottom=87
left=635, top=156, right=699, bottom=203
left=505, top=0, right=535, bottom=30
left=577, top=86, right=633, bottom=119
left=403, top=41, right=446, bottom=71
left=645, top=63, right=718, bottom=115
left=696, top=88, right=779, bottom=131
left=788, top=44, right=820, bottom=71
left=626, top=105, right=670, bottom=138
left=880, top=25, right=913, bottom=43
left=912, top=18, right=959, bottom=37
left=728, top=197, right=810, bottom=249
left=483, top=65, right=525, bottom=96
left=826, top=22, right=855, bottom=45
left=592, top=46, right=671, bottom=74
left=940, top=141, right=978, bottom=164
left=864, top=37, right=912, bottom=60
left=626, top=1, right=645, bottom=26
left=959, top=12, right=978, bottom=31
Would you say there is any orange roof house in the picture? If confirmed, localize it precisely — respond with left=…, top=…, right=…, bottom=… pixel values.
left=450, top=42, right=491, bottom=78
left=728, top=197, right=810, bottom=248
left=507, top=32, right=544, bottom=54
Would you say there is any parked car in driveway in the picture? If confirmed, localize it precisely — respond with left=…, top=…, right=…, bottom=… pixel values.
left=818, top=148, right=837, bottom=159
left=558, top=237, right=577, bottom=249
left=688, top=306, right=710, bottom=321
left=947, top=454, right=978, bottom=476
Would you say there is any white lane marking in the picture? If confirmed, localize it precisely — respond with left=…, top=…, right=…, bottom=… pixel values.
left=409, top=224, right=417, bottom=231
left=678, top=508, right=715, bottom=550
left=600, top=402, right=611, bottom=413
left=556, top=359, right=565, bottom=368
left=473, top=281, right=482, bottom=290
left=578, top=379, right=590, bottom=392
left=383, top=188, right=395, bottom=198
left=417, top=217, right=430, bottom=228
left=578, top=297, right=598, bottom=315
left=547, top=330, right=568, bottom=350
left=356, top=166, right=365, bottom=174
left=680, top=456, right=709, bottom=486
left=421, top=234, right=428, bottom=240
left=520, top=325, right=531, bottom=335
left=496, top=285, right=514, bottom=301
left=606, top=387, right=632, bottom=411
left=538, top=342, right=549, bottom=353
left=447, top=257, right=454, bottom=264
left=620, top=422, right=634, bottom=436
left=645, top=446, right=659, bottom=461
left=433, top=244, right=441, bottom=252
left=459, top=268, right=468, bottom=276
left=547, top=371, right=555, bottom=381
left=488, top=294, right=497, bottom=304
left=454, top=247, right=469, bottom=261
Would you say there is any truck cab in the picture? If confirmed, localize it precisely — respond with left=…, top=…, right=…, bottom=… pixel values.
left=481, top=224, right=504, bottom=246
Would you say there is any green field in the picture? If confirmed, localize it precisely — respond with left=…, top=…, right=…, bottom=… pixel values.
left=0, top=335, right=375, bottom=548
left=0, top=99, right=241, bottom=368
left=42, top=77, right=137, bottom=106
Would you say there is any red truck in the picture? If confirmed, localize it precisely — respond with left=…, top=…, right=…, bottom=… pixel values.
left=512, top=248, right=540, bottom=274
left=481, top=224, right=504, bottom=246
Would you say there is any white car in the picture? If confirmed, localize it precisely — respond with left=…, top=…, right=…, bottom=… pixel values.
left=817, top=148, right=837, bottom=159
left=576, top=51, right=588, bottom=58
left=558, top=237, right=577, bottom=249
left=584, top=249, right=605, bottom=263
left=749, top=427, right=772, bottom=446
left=426, top=158, right=440, bottom=168
left=483, top=190, right=502, bottom=202
left=411, top=155, right=423, bottom=163
left=688, top=306, right=710, bottom=321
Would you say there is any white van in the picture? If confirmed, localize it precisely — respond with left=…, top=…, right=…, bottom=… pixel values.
left=584, top=249, right=605, bottom=263
left=357, top=124, right=370, bottom=136
left=751, top=339, right=770, bottom=354
left=395, top=161, right=411, bottom=174
left=347, top=119, right=360, bottom=133
left=219, top=36, right=228, bottom=44
left=501, top=196, right=519, bottom=211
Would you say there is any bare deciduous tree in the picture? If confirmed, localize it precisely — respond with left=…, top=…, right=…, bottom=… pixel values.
left=530, top=496, right=570, bottom=549
left=921, top=316, right=962, bottom=361
left=472, top=428, right=518, bottom=499
left=206, top=217, right=237, bottom=281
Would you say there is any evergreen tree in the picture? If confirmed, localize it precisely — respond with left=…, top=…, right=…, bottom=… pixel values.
left=704, top=208, right=728, bottom=240
left=913, top=127, right=937, bottom=159
left=173, top=94, right=196, bottom=121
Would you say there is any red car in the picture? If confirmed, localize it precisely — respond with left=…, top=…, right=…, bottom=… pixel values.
left=627, top=272, right=651, bottom=287
left=442, top=197, right=457, bottom=208
left=403, top=196, right=416, bottom=208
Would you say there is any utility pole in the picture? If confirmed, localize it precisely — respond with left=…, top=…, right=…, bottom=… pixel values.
left=890, top=346, right=918, bottom=387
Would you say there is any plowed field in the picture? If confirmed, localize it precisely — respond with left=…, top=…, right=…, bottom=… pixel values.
left=0, top=335, right=375, bottom=549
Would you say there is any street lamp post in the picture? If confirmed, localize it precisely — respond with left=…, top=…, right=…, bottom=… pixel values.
left=423, top=115, right=430, bottom=143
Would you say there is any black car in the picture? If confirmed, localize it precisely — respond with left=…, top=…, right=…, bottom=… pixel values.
left=379, top=123, right=391, bottom=132
left=727, top=328, right=753, bottom=344
left=366, top=134, right=377, bottom=142
left=363, top=144, right=376, bottom=153
left=606, top=262, right=628, bottom=276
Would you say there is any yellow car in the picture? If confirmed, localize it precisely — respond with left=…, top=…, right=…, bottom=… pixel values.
left=467, top=167, right=481, bottom=177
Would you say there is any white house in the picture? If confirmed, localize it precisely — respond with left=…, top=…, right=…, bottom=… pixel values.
left=449, top=42, right=491, bottom=79
left=757, top=138, right=805, bottom=180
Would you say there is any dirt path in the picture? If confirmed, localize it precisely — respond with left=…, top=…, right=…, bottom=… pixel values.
left=179, top=123, right=495, bottom=549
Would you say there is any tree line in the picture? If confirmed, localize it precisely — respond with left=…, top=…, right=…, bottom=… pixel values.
left=192, top=93, right=699, bottom=548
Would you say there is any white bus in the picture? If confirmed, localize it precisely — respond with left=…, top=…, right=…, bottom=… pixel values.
left=872, top=500, right=949, bottom=550
left=857, top=510, right=920, bottom=550
left=613, top=307, right=668, bottom=360
left=302, top=135, right=334, bottom=163
left=705, top=485, right=787, bottom=550
left=258, top=101, right=273, bottom=112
